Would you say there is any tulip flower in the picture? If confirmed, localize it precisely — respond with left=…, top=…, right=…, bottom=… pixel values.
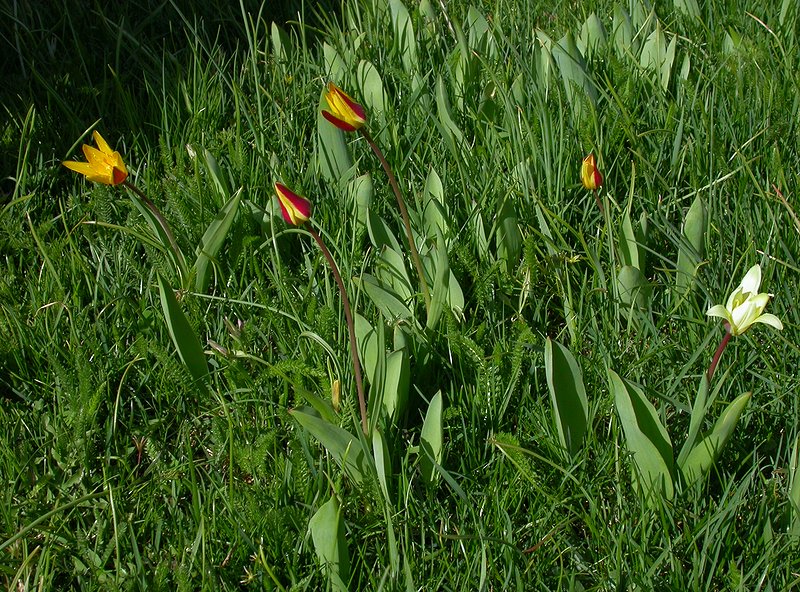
left=274, top=183, right=313, bottom=226
left=321, top=82, right=367, bottom=132
left=63, top=131, right=128, bottom=185
left=706, top=264, right=783, bottom=336
left=580, top=153, right=603, bottom=191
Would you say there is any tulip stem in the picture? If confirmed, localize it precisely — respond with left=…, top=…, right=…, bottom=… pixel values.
left=707, top=325, right=732, bottom=381
left=308, top=226, right=368, bottom=435
left=360, top=128, right=432, bottom=315
left=593, top=188, right=604, bottom=215
left=123, top=180, right=188, bottom=282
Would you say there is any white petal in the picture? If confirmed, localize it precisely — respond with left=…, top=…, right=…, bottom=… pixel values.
left=706, top=304, right=732, bottom=321
left=753, top=313, right=783, bottom=331
left=740, top=264, right=761, bottom=295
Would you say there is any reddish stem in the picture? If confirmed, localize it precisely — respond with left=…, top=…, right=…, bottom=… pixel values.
left=308, top=227, right=368, bottom=435
left=707, top=325, right=732, bottom=382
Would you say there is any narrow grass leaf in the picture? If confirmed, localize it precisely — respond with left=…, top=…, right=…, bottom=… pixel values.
left=157, top=274, right=209, bottom=385
left=790, top=434, right=800, bottom=536
left=545, top=338, right=589, bottom=457
left=194, top=188, right=242, bottom=293
left=420, top=391, right=443, bottom=484
left=681, top=392, right=751, bottom=487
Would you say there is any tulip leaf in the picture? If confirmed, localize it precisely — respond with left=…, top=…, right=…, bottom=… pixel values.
left=357, top=60, right=388, bottom=121
left=322, top=42, right=346, bottom=83
left=157, top=274, right=209, bottom=386
left=426, top=235, right=450, bottom=330
left=194, top=188, right=242, bottom=293
left=613, top=6, right=635, bottom=57
left=470, top=200, right=490, bottom=261
left=354, top=313, right=381, bottom=388
left=680, top=392, right=751, bottom=486
left=317, top=89, right=354, bottom=183
left=423, top=167, right=448, bottom=240
left=348, top=173, right=373, bottom=230
left=372, top=428, right=393, bottom=503
left=619, top=209, right=640, bottom=270
left=367, top=210, right=403, bottom=253
left=377, top=246, right=413, bottom=304
left=676, top=374, right=710, bottom=468
left=789, top=434, right=800, bottom=536
left=420, top=391, right=444, bottom=485
left=466, top=6, right=496, bottom=58
left=388, top=0, right=418, bottom=74
left=270, top=22, right=292, bottom=63
left=552, top=31, right=596, bottom=122
left=496, top=197, right=522, bottom=275
left=290, top=406, right=369, bottom=483
left=579, top=13, right=606, bottom=58
left=382, top=348, right=410, bottom=423
left=674, top=0, right=701, bottom=20
left=358, top=273, right=413, bottom=321
left=434, top=75, right=464, bottom=158
left=309, top=495, right=350, bottom=592
left=609, top=369, right=674, bottom=501
left=545, top=338, right=588, bottom=457
left=202, top=149, right=231, bottom=203
left=676, top=195, right=706, bottom=294
left=617, top=265, right=650, bottom=311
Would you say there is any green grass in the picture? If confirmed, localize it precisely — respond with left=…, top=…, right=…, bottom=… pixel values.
left=2, top=0, right=800, bottom=589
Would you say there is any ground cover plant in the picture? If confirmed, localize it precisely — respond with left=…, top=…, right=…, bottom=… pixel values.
left=2, top=0, right=800, bottom=589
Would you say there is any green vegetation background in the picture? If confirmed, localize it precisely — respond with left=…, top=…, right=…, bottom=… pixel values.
left=2, top=0, right=800, bottom=589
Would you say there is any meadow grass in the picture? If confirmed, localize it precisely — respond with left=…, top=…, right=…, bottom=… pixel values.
left=2, top=0, right=800, bottom=589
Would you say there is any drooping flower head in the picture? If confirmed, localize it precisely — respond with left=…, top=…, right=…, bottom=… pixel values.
left=580, top=153, right=603, bottom=191
left=63, top=131, right=128, bottom=185
left=274, top=183, right=312, bottom=226
left=321, top=82, right=367, bottom=132
left=706, top=264, right=783, bottom=336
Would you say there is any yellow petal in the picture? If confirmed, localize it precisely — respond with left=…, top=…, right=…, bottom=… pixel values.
left=92, top=130, right=113, bottom=156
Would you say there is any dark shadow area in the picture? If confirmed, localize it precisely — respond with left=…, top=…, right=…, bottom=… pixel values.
left=0, top=0, right=340, bottom=200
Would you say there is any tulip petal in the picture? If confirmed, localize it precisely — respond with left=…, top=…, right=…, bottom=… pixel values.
left=322, top=110, right=359, bottom=132
left=706, top=304, right=731, bottom=321
left=93, top=130, right=113, bottom=155
left=740, top=264, right=761, bottom=295
left=753, top=313, right=783, bottom=331
left=63, top=160, right=97, bottom=177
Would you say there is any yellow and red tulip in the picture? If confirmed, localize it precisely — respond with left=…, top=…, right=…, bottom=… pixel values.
left=580, top=153, right=603, bottom=191
left=63, top=131, right=128, bottom=185
left=321, top=82, right=367, bottom=132
left=274, top=183, right=312, bottom=226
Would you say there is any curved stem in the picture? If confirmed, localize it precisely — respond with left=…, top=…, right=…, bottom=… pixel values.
left=707, top=325, right=732, bottom=381
left=359, top=128, right=432, bottom=314
left=123, top=180, right=188, bottom=281
left=308, top=227, right=368, bottom=435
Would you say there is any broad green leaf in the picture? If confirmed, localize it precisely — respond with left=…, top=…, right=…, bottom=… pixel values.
left=448, top=270, right=465, bottom=319
left=680, top=392, right=751, bottom=486
left=619, top=209, right=640, bottom=269
left=130, top=196, right=188, bottom=283
left=389, top=0, right=418, bottom=73
left=322, top=42, right=346, bottom=82
left=617, top=265, right=650, bottom=311
left=372, top=428, right=393, bottom=503
left=434, top=75, right=464, bottom=158
left=357, top=60, right=388, bottom=120
left=676, top=195, right=706, bottom=293
left=354, top=313, right=380, bottom=387
left=317, top=88, right=354, bottom=183
left=290, top=407, right=369, bottom=483
left=552, top=31, right=597, bottom=121
left=203, top=149, right=231, bottom=202
left=359, top=273, right=413, bottom=321
left=194, top=188, right=242, bottom=293
left=496, top=198, right=522, bottom=275
left=383, top=348, right=410, bottom=422
left=270, top=22, right=292, bottom=63
left=309, top=496, right=350, bottom=592
left=676, top=375, right=709, bottom=467
left=425, top=236, right=450, bottom=330
left=790, top=434, right=800, bottom=536
left=348, top=173, right=373, bottom=230
left=579, top=13, right=606, bottom=58
left=367, top=210, right=403, bottom=253
left=545, top=338, right=588, bottom=457
left=377, top=247, right=413, bottom=304
left=157, top=274, right=209, bottom=385
left=420, top=391, right=444, bottom=484
left=466, top=6, right=496, bottom=58
left=674, top=0, right=701, bottom=20
left=609, top=369, right=674, bottom=500
left=613, top=6, right=635, bottom=57
left=470, top=200, right=490, bottom=260
left=423, top=167, right=448, bottom=240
